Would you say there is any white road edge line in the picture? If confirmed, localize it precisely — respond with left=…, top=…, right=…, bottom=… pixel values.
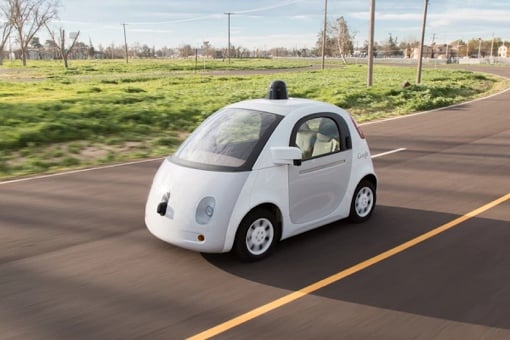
left=1, top=148, right=404, bottom=186
left=0, top=158, right=164, bottom=185
left=371, top=148, right=407, bottom=159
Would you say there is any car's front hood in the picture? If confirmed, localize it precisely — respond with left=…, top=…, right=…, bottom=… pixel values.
left=145, top=158, right=250, bottom=251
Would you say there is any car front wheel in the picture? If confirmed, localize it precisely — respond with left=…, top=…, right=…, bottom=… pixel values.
left=349, top=179, right=376, bottom=223
left=233, top=208, right=279, bottom=262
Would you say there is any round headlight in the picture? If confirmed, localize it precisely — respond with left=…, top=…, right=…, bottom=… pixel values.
left=196, top=196, right=216, bottom=225
left=205, top=205, right=214, bottom=217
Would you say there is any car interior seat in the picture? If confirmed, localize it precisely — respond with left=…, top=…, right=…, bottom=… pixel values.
left=295, top=122, right=317, bottom=159
left=312, top=119, right=340, bottom=157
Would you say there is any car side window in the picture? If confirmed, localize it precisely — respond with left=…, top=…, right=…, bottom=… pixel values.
left=294, top=117, right=340, bottom=160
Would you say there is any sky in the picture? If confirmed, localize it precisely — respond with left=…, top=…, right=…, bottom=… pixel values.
left=46, top=0, right=510, bottom=50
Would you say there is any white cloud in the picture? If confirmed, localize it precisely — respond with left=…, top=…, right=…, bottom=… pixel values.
left=291, top=15, right=311, bottom=21
left=350, top=11, right=422, bottom=22
left=129, top=28, right=175, bottom=34
left=429, top=8, right=510, bottom=26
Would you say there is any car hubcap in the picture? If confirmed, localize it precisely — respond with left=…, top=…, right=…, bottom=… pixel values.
left=355, top=187, right=373, bottom=217
left=246, top=218, right=274, bottom=255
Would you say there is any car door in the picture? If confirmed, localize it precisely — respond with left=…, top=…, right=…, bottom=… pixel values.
left=288, top=114, right=352, bottom=224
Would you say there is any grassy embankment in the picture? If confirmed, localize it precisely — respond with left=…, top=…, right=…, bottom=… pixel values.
left=0, top=58, right=506, bottom=179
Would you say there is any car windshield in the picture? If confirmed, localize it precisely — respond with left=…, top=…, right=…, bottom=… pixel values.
left=172, top=108, right=281, bottom=170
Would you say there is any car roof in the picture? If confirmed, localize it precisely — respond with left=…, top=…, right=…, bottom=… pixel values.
left=226, top=97, right=345, bottom=117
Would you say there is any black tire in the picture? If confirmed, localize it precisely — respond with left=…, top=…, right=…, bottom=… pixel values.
left=233, top=208, right=279, bottom=262
left=349, top=179, right=376, bottom=223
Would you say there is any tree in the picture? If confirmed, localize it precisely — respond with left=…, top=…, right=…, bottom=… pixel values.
left=330, top=16, right=354, bottom=63
left=3, top=0, right=58, bottom=66
left=201, top=41, right=211, bottom=58
left=361, top=40, right=377, bottom=57
left=30, top=35, right=42, bottom=58
left=399, top=40, right=419, bottom=58
left=44, top=38, right=57, bottom=58
left=141, top=44, right=151, bottom=58
left=45, top=25, right=79, bottom=68
left=30, top=35, right=41, bottom=48
left=462, top=38, right=493, bottom=58
left=315, top=29, right=335, bottom=57
left=179, top=44, right=192, bottom=58
left=381, top=33, right=400, bottom=57
left=449, top=39, right=466, bottom=58
left=0, top=5, right=13, bottom=65
left=269, top=47, right=289, bottom=57
left=316, top=16, right=355, bottom=61
left=87, top=38, right=95, bottom=59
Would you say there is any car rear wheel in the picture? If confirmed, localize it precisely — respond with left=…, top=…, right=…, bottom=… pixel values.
left=349, top=179, right=376, bottom=223
left=233, top=208, right=278, bottom=262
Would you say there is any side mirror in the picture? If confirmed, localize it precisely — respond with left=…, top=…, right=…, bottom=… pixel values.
left=271, top=146, right=302, bottom=166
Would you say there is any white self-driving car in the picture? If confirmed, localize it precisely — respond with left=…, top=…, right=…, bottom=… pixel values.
left=145, top=81, right=377, bottom=261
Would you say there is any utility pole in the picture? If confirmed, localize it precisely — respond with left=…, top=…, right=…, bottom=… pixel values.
left=122, top=23, right=128, bottom=63
left=416, top=0, right=428, bottom=84
left=477, top=37, right=482, bottom=59
left=367, top=0, right=375, bottom=86
left=8, top=35, right=13, bottom=60
left=321, top=0, right=328, bottom=70
left=431, top=33, right=436, bottom=59
left=490, top=33, right=494, bottom=61
left=225, top=12, right=233, bottom=64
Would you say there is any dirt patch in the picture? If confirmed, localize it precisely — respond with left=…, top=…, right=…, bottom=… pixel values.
left=0, top=67, right=46, bottom=82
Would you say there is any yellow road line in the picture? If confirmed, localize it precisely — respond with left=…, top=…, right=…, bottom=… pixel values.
left=188, top=193, right=510, bottom=340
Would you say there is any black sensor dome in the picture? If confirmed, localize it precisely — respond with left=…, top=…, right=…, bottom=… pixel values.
left=267, top=80, right=288, bottom=100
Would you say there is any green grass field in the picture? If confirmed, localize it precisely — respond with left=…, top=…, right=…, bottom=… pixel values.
left=0, top=58, right=507, bottom=179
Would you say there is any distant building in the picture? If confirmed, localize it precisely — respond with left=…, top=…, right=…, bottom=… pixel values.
left=410, top=44, right=451, bottom=59
left=412, top=45, right=432, bottom=59
left=433, top=44, right=449, bottom=58
left=93, top=51, right=106, bottom=59
left=498, top=44, right=508, bottom=58
left=28, top=49, right=42, bottom=60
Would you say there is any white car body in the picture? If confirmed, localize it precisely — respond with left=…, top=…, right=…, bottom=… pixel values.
left=145, top=81, right=377, bottom=260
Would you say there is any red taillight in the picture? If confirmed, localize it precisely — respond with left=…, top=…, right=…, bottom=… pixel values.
left=350, top=115, right=365, bottom=139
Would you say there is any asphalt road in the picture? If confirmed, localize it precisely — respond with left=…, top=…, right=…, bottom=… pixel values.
left=1, top=66, right=509, bottom=339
